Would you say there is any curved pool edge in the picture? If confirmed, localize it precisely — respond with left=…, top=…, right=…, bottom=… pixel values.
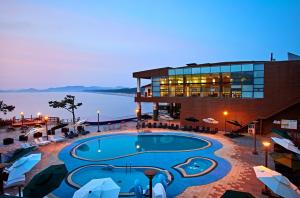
left=55, top=131, right=232, bottom=198
left=173, top=156, right=217, bottom=178
left=70, top=133, right=212, bottom=162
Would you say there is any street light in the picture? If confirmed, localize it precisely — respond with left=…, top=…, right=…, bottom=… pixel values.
left=44, top=116, right=49, bottom=140
left=262, top=141, right=271, bottom=167
left=262, top=141, right=271, bottom=195
left=97, top=110, right=100, bottom=132
left=20, top=112, right=24, bottom=127
left=223, top=111, right=228, bottom=132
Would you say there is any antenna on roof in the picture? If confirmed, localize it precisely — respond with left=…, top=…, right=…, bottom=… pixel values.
left=270, top=53, right=275, bottom=61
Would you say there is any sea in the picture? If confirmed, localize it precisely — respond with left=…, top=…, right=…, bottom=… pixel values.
left=0, top=92, right=152, bottom=121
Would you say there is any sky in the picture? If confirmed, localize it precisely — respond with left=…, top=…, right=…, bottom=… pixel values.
left=1, top=0, right=300, bottom=89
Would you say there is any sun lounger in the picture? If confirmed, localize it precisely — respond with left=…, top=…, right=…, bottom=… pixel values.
left=49, top=135, right=65, bottom=142
left=163, top=123, right=168, bottom=129
left=20, top=142, right=35, bottom=149
left=34, top=138, right=50, bottom=146
left=141, top=122, right=146, bottom=128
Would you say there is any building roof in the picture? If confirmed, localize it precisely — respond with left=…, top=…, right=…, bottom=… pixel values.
left=175, top=60, right=268, bottom=68
left=133, top=60, right=300, bottom=78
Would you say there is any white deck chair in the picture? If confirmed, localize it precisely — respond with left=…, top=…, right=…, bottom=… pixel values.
left=20, top=142, right=35, bottom=149
left=34, top=138, right=50, bottom=146
left=49, top=135, right=65, bottom=142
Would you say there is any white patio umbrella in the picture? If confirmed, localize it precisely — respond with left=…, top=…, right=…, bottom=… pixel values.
left=73, top=178, right=120, bottom=198
left=253, top=166, right=300, bottom=198
left=271, top=137, right=300, bottom=154
left=202, top=118, right=219, bottom=124
left=7, top=153, right=41, bottom=181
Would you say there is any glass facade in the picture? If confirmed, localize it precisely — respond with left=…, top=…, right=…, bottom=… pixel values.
left=152, top=63, right=264, bottom=99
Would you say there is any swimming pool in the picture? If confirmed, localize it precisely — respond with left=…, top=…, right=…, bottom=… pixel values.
left=56, top=132, right=231, bottom=197
left=72, top=134, right=211, bottom=161
left=67, top=164, right=173, bottom=196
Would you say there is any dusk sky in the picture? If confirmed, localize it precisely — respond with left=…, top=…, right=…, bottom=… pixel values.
left=1, top=0, right=300, bottom=89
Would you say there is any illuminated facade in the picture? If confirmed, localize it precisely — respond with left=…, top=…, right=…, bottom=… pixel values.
left=152, top=63, right=264, bottom=99
left=133, top=60, right=300, bottom=134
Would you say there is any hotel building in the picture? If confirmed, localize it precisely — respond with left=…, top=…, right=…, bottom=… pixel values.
left=133, top=58, right=300, bottom=134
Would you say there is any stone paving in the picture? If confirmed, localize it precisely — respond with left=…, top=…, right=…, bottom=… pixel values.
left=178, top=132, right=274, bottom=198
left=1, top=124, right=275, bottom=197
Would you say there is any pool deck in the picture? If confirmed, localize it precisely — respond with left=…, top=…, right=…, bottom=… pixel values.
left=0, top=123, right=274, bottom=198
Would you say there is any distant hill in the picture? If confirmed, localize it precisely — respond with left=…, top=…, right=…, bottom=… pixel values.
left=0, top=86, right=127, bottom=93
left=88, top=87, right=137, bottom=94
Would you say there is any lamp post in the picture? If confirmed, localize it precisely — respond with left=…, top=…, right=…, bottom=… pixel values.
left=223, top=111, right=228, bottom=133
left=44, top=116, right=49, bottom=140
left=144, top=169, right=157, bottom=198
left=97, top=110, right=100, bottom=132
left=20, top=112, right=24, bottom=127
left=262, top=141, right=271, bottom=195
left=262, top=141, right=271, bottom=167
left=252, top=121, right=258, bottom=155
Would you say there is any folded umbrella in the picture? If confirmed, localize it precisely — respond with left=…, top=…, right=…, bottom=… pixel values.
left=226, top=120, right=243, bottom=128
left=185, top=117, right=199, bottom=123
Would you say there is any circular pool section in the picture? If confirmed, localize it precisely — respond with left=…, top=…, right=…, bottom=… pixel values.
left=173, top=157, right=217, bottom=177
left=67, top=165, right=173, bottom=196
left=72, top=134, right=211, bottom=161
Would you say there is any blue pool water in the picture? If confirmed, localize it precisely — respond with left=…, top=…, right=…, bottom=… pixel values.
left=182, top=158, right=213, bottom=175
left=73, top=134, right=210, bottom=161
left=56, top=132, right=231, bottom=198
left=174, top=157, right=216, bottom=177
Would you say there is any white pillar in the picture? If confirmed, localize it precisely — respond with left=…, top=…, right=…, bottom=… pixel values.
left=137, top=78, right=141, bottom=93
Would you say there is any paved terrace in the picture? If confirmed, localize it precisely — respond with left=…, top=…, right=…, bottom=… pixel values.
left=0, top=123, right=274, bottom=198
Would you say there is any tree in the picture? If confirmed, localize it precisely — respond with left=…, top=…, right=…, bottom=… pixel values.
left=49, top=95, right=82, bottom=124
left=0, top=100, right=15, bottom=115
